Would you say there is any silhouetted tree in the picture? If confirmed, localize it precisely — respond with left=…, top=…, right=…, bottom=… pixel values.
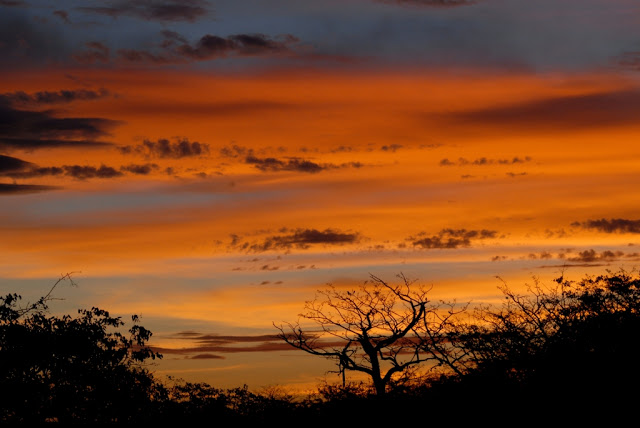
left=0, top=274, right=162, bottom=423
left=275, top=274, right=466, bottom=395
left=446, top=269, right=640, bottom=411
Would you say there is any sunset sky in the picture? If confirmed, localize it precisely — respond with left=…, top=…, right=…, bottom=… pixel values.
left=2, top=0, right=640, bottom=392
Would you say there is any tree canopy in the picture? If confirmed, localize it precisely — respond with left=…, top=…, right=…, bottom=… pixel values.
left=275, top=273, right=466, bottom=395
left=0, top=274, right=162, bottom=423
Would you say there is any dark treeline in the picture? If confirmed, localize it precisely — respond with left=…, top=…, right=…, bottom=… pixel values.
left=1, top=270, right=639, bottom=424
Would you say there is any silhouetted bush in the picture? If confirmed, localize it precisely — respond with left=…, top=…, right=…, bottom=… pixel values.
left=3, top=270, right=640, bottom=423
left=0, top=275, right=162, bottom=423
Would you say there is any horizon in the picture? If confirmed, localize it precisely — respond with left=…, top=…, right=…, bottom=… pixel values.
left=2, top=0, right=640, bottom=393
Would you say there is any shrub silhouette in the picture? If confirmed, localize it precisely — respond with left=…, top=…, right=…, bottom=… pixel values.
left=435, top=270, right=640, bottom=416
left=3, top=270, right=640, bottom=423
left=0, top=274, right=162, bottom=423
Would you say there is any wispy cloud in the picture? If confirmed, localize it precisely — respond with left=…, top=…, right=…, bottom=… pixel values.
left=438, top=90, right=640, bottom=131
left=116, top=32, right=299, bottom=65
left=230, top=228, right=362, bottom=253
left=572, top=218, right=640, bottom=234
left=78, top=0, right=212, bottom=22
left=0, top=183, right=58, bottom=194
left=119, top=138, right=209, bottom=159
left=439, top=156, right=532, bottom=166
left=0, top=99, right=118, bottom=151
left=1, top=89, right=111, bottom=106
left=408, top=228, right=497, bottom=249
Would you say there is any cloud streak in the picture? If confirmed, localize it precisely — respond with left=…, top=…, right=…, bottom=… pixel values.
left=0, top=99, right=118, bottom=151
left=438, top=90, right=640, bottom=131
left=1, top=89, right=111, bottom=106
left=78, top=0, right=211, bottom=22
left=231, top=228, right=362, bottom=253
left=117, top=32, right=299, bottom=65
left=408, top=228, right=497, bottom=249
left=572, top=218, right=640, bottom=234
left=3, top=164, right=123, bottom=180
left=119, top=138, right=209, bottom=159
left=439, top=156, right=532, bottom=166
left=0, top=183, right=58, bottom=194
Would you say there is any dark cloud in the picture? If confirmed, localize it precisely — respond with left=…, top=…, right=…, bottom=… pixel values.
left=245, top=155, right=361, bottom=174
left=153, top=332, right=294, bottom=355
left=245, top=155, right=324, bottom=173
left=117, top=32, right=299, bottom=65
left=0, top=154, right=33, bottom=173
left=73, top=42, right=110, bottom=64
left=0, top=101, right=118, bottom=151
left=567, top=249, right=624, bottom=263
left=3, top=164, right=123, bottom=180
left=1, top=88, right=111, bottom=106
left=119, top=138, right=209, bottom=159
left=0, top=183, right=58, bottom=194
left=78, top=0, right=211, bottom=22
left=120, top=163, right=158, bottom=175
left=439, top=156, right=532, bottom=166
left=188, top=353, right=224, bottom=360
left=0, top=8, right=68, bottom=67
left=53, top=10, right=70, bottom=23
left=438, top=90, right=640, bottom=131
left=409, top=228, right=497, bottom=249
left=58, top=165, right=122, bottom=180
left=572, top=218, right=640, bottom=234
left=232, top=228, right=361, bottom=252
left=506, top=172, right=527, bottom=178
left=0, top=1, right=26, bottom=7
left=220, top=144, right=251, bottom=159
left=381, top=144, right=403, bottom=152
left=380, top=0, right=476, bottom=7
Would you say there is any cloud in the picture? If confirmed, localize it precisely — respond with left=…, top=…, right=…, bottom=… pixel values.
left=0, top=101, right=118, bottom=151
left=220, top=144, right=251, bottom=159
left=119, top=138, right=209, bottom=159
left=408, top=228, right=497, bottom=249
left=0, top=154, right=33, bottom=173
left=438, top=90, right=640, bottom=131
left=78, top=0, right=211, bottom=22
left=188, top=353, right=224, bottom=360
left=245, top=156, right=324, bottom=173
left=1, top=88, right=111, bottom=106
left=567, top=249, right=624, bottom=263
left=73, top=42, right=110, bottom=64
left=245, top=155, right=362, bottom=173
left=120, top=163, right=158, bottom=175
left=53, top=10, right=70, bottom=23
left=152, top=332, right=295, bottom=355
left=379, top=0, right=476, bottom=7
left=380, top=144, right=404, bottom=152
left=231, top=228, right=361, bottom=252
left=0, top=183, right=58, bottom=194
left=572, top=218, right=640, bottom=234
left=439, top=156, right=532, bottom=166
left=0, top=1, right=25, bottom=7
left=3, top=163, right=123, bottom=180
left=117, top=32, right=299, bottom=65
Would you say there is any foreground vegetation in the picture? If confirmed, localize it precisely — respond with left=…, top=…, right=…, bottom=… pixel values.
left=2, top=270, right=639, bottom=423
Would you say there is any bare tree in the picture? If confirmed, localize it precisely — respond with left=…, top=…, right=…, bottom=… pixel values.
left=274, top=273, right=466, bottom=395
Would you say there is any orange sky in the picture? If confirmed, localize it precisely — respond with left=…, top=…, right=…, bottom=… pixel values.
left=3, top=0, right=640, bottom=390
